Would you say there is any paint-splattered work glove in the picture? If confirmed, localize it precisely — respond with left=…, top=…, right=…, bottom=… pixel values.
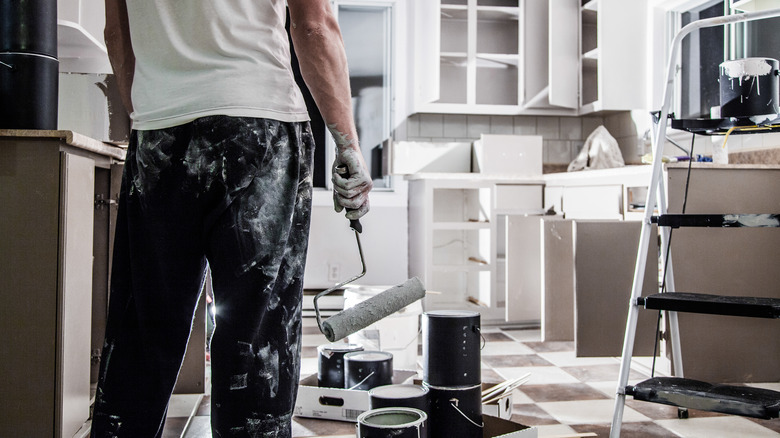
left=332, top=146, right=372, bottom=220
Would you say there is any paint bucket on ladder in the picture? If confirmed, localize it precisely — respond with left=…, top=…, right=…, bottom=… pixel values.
left=356, top=407, right=429, bottom=438
left=344, top=285, right=422, bottom=370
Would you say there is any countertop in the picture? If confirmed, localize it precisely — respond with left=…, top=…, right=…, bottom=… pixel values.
left=0, top=129, right=127, bottom=161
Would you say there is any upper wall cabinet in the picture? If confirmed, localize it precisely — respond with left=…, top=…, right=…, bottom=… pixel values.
left=58, top=0, right=111, bottom=73
left=413, top=0, right=579, bottom=116
left=579, top=0, right=648, bottom=113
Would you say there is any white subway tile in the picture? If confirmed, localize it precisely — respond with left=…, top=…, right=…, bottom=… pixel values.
left=559, top=117, right=582, bottom=140
left=545, top=140, right=571, bottom=164
left=537, top=117, right=560, bottom=139
left=467, top=115, right=491, bottom=138
left=419, top=114, right=444, bottom=138
left=490, top=116, right=514, bottom=134
left=443, top=114, right=468, bottom=138
left=513, top=116, right=537, bottom=135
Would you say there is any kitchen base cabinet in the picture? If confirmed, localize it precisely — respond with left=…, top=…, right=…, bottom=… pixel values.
left=0, top=132, right=117, bottom=437
left=407, top=174, right=543, bottom=324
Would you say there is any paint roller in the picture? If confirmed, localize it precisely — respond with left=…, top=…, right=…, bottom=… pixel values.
left=314, top=169, right=426, bottom=342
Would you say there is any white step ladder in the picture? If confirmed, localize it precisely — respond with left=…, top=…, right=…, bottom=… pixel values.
left=609, top=8, right=780, bottom=437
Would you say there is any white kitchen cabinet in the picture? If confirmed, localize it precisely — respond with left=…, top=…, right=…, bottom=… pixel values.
left=407, top=174, right=544, bottom=323
left=57, top=0, right=111, bottom=73
left=520, top=0, right=579, bottom=113
left=579, top=0, right=648, bottom=113
left=414, top=0, right=579, bottom=116
left=544, top=166, right=653, bottom=220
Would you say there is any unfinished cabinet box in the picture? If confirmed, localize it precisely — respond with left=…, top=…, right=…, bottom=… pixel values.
left=408, top=174, right=543, bottom=323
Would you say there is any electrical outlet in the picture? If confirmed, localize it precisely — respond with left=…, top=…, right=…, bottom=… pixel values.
left=328, top=263, right=340, bottom=282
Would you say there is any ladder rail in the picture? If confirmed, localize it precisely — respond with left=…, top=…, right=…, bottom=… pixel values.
left=609, top=7, right=780, bottom=437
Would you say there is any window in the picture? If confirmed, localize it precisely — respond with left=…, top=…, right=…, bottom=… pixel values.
left=287, top=3, right=394, bottom=190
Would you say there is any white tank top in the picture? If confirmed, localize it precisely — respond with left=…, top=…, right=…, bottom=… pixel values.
left=125, top=0, right=309, bottom=130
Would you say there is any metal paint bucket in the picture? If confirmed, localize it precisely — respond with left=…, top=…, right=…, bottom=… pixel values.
left=422, top=310, right=481, bottom=387
left=344, top=350, right=393, bottom=391
left=317, top=343, right=363, bottom=388
left=719, top=57, right=780, bottom=118
left=424, top=383, right=483, bottom=438
left=368, top=384, right=430, bottom=413
left=356, top=407, right=429, bottom=438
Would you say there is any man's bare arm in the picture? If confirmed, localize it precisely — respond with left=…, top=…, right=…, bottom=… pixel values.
left=104, top=0, right=135, bottom=114
left=287, top=0, right=372, bottom=219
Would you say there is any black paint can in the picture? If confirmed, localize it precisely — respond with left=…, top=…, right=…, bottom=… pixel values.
left=317, top=343, right=364, bottom=388
left=422, top=310, right=481, bottom=387
left=720, top=57, right=780, bottom=118
left=357, top=407, right=429, bottom=438
left=424, top=383, right=483, bottom=438
left=369, top=384, right=430, bottom=414
left=344, top=350, right=393, bottom=391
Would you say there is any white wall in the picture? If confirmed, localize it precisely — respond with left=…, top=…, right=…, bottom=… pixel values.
left=304, top=186, right=409, bottom=289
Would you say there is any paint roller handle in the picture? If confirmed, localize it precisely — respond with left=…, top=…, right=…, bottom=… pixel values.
left=335, top=165, right=363, bottom=233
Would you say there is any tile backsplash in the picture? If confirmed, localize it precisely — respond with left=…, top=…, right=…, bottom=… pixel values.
left=394, top=112, right=645, bottom=172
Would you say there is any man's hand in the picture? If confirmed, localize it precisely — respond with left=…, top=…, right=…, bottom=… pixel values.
left=332, top=144, right=372, bottom=220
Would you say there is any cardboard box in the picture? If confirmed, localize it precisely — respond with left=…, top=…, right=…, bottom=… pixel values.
left=483, top=414, right=537, bottom=438
left=294, top=370, right=418, bottom=422
left=295, top=372, right=519, bottom=425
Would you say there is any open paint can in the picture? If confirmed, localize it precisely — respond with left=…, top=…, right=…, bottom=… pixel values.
left=369, top=384, right=430, bottom=413
left=719, top=57, right=780, bottom=119
left=424, top=383, right=483, bottom=438
left=422, top=310, right=481, bottom=387
left=317, top=343, right=364, bottom=388
left=344, top=350, right=393, bottom=390
left=357, top=407, right=429, bottom=438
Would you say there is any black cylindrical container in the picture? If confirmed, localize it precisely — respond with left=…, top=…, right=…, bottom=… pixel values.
left=1, top=0, right=59, bottom=130
left=720, top=58, right=780, bottom=118
left=1, top=0, right=58, bottom=56
left=422, top=310, right=481, bottom=387
left=369, top=384, right=429, bottom=414
left=0, top=52, right=58, bottom=130
left=357, top=407, right=429, bottom=438
left=424, top=383, right=482, bottom=438
left=344, top=350, right=393, bottom=391
left=317, top=343, right=363, bottom=388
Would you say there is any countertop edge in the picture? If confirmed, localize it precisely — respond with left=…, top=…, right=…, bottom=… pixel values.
left=0, top=129, right=127, bottom=161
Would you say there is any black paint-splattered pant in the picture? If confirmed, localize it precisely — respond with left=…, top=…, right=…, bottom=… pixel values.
left=91, top=116, right=315, bottom=438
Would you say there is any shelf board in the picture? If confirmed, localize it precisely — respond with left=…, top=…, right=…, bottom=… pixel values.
left=441, top=5, right=468, bottom=20
left=476, top=6, right=520, bottom=21
left=582, top=0, right=599, bottom=11
left=582, top=47, right=599, bottom=61
left=476, top=53, right=519, bottom=68
left=432, top=221, right=491, bottom=230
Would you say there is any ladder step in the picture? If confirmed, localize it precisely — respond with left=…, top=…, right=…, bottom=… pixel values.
left=651, top=214, right=780, bottom=228
left=638, top=293, right=780, bottom=318
left=626, top=377, right=780, bottom=419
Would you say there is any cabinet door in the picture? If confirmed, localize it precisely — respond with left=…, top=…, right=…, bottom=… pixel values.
left=547, top=0, right=579, bottom=109
left=521, top=0, right=578, bottom=111
left=58, top=152, right=95, bottom=438
left=413, top=0, right=442, bottom=107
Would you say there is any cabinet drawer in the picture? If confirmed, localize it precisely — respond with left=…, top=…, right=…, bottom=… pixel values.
left=562, top=185, right=623, bottom=219
left=494, top=184, right=542, bottom=212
